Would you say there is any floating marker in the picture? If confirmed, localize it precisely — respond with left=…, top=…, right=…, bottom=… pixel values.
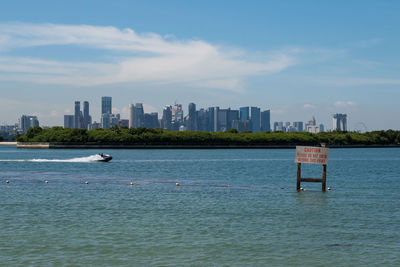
left=45, top=180, right=48, bottom=184
left=5, top=180, right=9, bottom=184
left=129, top=182, right=134, bottom=186
left=176, top=183, right=180, bottom=186
left=327, top=187, right=331, bottom=191
left=85, top=181, right=89, bottom=184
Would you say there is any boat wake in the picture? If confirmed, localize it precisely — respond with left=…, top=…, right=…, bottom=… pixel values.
left=0, top=154, right=104, bottom=163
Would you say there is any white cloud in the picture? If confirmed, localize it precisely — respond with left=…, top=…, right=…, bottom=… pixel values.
left=333, top=101, right=356, bottom=107
left=0, top=22, right=295, bottom=91
left=303, top=104, right=315, bottom=109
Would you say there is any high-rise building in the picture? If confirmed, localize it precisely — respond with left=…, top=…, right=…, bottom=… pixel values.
left=143, top=113, right=159, bottom=129
left=231, top=120, right=252, bottom=132
left=172, top=103, right=184, bottom=125
left=83, top=101, right=91, bottom=129
left=207, top=107, right=215, bottom=132
left=197, top=108, right=209, bottom=132
left=239, top=107, right=249, bottom=121
left=333, top=113, right=347, bottom=131
left=161, top=105, right=172, bottom=130
left=293, top=121, right=304, bottom=132
left=64, top=115, right=74, bottom=128
left=188, top=103, right=197, bottom=131
left=274, top=121, right=285, bottom=132
left=261, top=109, right=271, bottom=132
left=19, top=115, right=39, bottom=133
left=134, top=103, right=144, bottom=127
left=101, top=113, right=111, bottom=129
left=217, top=108, right=230, bottom=132
left=250, top=107, right=261, bottom=133
left=129, top=104, right=134, bottom=128
left=101, top=96, right=112, bottom=115
left=74, top=101, right=80, bottom=129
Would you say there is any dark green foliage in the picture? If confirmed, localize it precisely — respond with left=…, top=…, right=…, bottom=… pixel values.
left=16, top=126, right=400, bottom=146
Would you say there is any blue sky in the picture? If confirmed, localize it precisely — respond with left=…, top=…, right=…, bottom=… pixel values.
left=0, top=0, right=399, bottom=130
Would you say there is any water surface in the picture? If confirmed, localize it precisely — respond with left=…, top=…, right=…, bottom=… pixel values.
left=0, top=146, right=399, bottom=266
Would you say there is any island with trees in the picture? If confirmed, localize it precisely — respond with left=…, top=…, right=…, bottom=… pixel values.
left=15, top=126, right=400, bottom=148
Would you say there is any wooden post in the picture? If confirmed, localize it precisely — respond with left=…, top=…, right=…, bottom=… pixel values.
left=322, top=164, right=327, bottom=192
left=297, top=163, right=301, bottom=191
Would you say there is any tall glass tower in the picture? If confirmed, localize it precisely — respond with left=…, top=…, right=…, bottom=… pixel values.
left=101, top=96, right=112, bottom=114
left=74, top=101, right=80, bottom=129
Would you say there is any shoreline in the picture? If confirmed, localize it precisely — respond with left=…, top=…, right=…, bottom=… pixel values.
left=16, top=142, right=400, bottom=149
left=0, top=142, right=17, bottom=146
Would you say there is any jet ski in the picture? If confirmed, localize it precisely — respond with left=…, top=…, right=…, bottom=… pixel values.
left=97, top=153, right=112, bottom=162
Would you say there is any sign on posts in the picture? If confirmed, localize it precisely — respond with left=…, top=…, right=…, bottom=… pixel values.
left=295, top=146, right=329, bottom=165
left=295, top=146, right=330, bottom=191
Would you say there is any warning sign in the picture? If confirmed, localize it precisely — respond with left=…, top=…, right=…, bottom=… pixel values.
left=295, top=146, right=329, bottom=165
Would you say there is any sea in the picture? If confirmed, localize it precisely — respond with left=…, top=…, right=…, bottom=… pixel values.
left=0, top=146, right=399, bottom=266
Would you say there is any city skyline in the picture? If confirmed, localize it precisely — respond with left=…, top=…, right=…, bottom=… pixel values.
left=58, top=96, right=346, bottom=134
left=1, top=1, right=399, bottom=130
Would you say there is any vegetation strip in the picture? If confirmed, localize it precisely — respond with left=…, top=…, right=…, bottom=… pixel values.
left=16, top=126, right=400, bottom=147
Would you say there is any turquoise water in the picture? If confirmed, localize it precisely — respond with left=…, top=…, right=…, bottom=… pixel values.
left=0, top=146, right=399, bottom=266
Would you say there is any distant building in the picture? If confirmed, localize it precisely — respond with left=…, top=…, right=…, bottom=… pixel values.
left=250, top=107, right=261, bottom=132
left=129, top=104, right=134, bottom=128
left=293, top=121, right=303, bottom=132
left=134, top=103, right=144, bottom=127
left=333, top=113, right=347, bottom=131
left=239, top=107, right=249, bottom=121
left=261, top=110, right=271, bottom=132
left=161, top=105, right=172, bottom=130
left=119, top=119, right=129, bottom=128
left=101, top=113, right=111, bottom=129
left=197, top=108, right=209, bottom=132
left=274, top=121, right=285, bottom=132
left=64, top=115, right=74, bottom=128
left=187, top=103, right=197, bottom=131
left=231, top=120, right=252, bottom=132
left=19, top=115, right=39, bottom=133
left=143, top=112, right=159, bottom=129
left=74, top=101, right=81, bottom=129
left=83, top=101, right=91, bottom=129
left=101, top=96, right=112, bottom=115
left=172, top=103, right=184, bottom=126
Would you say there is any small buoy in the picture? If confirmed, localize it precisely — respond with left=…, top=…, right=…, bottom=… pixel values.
left=300, top=187, right=304, bottom=191
left=327, top=187, right=331, bottom=191
left=45, top=180, right=48, bottom=184
left=176, top=182, right=180, bottom=186
left=280, top=187, right=284, bottom=190
left=85, top=181, right=89, bottom=184
left=129, top=182, right=134, bottom=186
left=5, top=180, right=9, bottom=184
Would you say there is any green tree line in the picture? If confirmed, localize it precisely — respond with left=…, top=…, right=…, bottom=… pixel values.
left=16, top=126, right=400, bottom=146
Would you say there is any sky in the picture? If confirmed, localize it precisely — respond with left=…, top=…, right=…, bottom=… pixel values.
left=0, top=0, right=399, bottom=130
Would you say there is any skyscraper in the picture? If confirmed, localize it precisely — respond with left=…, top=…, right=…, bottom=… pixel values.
left=134, top=103, right=144, bottom=127
left=83, top=101, right=91, bottom=129
left=293, top=121, right=304, bottom=132
left=101, top=96, right=112, bottom=115
left=250, top=107, right=261, bottom=132
left=333, top=113, right=347, bottom=131
left=261, top=109, right=271, bottom=132
left=74, top=101, right=80, bottom=129
left=19, top=115, right=39, bottom=133
left=129, top=104, right=134, bottom=128
left=188, top=103, right=197, bottom=131
left=64, top=115, right=74, bottom=128
left=239, top=107, right=250, bottom=121
left=161, top=105, right=172, bottom=130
